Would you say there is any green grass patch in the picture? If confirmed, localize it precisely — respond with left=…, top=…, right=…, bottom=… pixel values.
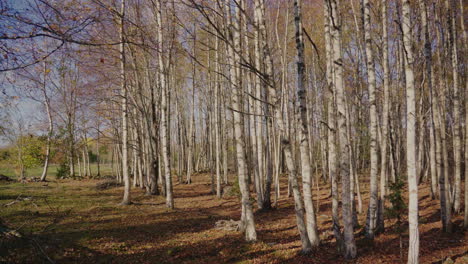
left=0, top=163, right=114, bottom=180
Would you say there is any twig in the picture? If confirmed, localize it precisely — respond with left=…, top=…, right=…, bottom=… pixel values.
left=30, top=238, right=55, bottom=264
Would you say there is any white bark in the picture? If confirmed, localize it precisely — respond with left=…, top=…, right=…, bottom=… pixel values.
left=363, top=0, right=379, bottom=240
left=402, top=1, right=419, bottom=262
left=445, top=0, right=462, bottom=213
left=418, top=0, right=437, bottom=200
left=294, top=0, right=319, bottom=247
left=119, top=0, right=131, bottom=205
left=214, top=25, right=222, bottom=198
left=228, top=0, right=256, bottom=241
left=324, top=0, right=342, bottom=250
left=156, top=0, right=173, bottom=209
left=328, top=0, right=356, bottom=259
left=459, top=0, right=468, bottom=229
left=378, top=0, right=390, bottom=232
left=435, top=8, right=452, bottom=232
left=40, top=62, right=53, bottom=182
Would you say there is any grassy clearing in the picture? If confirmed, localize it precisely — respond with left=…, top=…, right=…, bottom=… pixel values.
left=0, top=174, right=466, bottom=264
left=0, top=163, right=113, bottom=180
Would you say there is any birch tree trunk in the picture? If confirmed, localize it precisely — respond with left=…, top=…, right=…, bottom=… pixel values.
left=254, top=1, right=313, bottom=252
left=328, top=0, right=356, bottom=259
left=445, top=0, right=462, bottom=213
left=293, top=0, right=319, bottom=247
left=228, top=0, right=256, bottom=241
left=324, top=0, right=343, bottom=251
left=465, top=80, right=468, bottom=229
left=377, top=0, right=390, bottom=231
left=186, top=26, right=196, bottom=185
left=96, top=125, right=101, bottom=177
left=252, top=0, right=263, bottom=208
left=253, top=0, right=266, bottom=209
left=214, top=23, right=221, bottom=198
left=402, top=1, right=419, bottom=262
left=78, top=154, right=82, bottom=178
left=119, top=0, right=131, bottom=205
left=267, top=46, right=312, bottom=255
left=40, top=62, right=53, bottom=182
left=418, top=0, right=437, bottom=200
left=460, top=0, right=468, bottom=230
left=257, top=0, right=273, bottom=210
left=156, top=0, right=174, bottom=209
left=363, top=0, right=379, bottom=240
left=463, top=83, right=468, bottom=229
left=435, top=7, right=452, bottom=232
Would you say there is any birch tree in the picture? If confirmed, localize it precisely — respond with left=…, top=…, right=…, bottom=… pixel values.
left=324, top=0, right=342, bottom=251
left=156, top=0, right=174, bottom=209
left=119, top=0, right=131, bottom=206
left=328, top=0, right=356, bottom=259
left=445, top=0, right=462, bottom=213
left=227, top=0, right=257, bottom=241
left=363, top=0, right=379, bottom=240
left=294, top=0, right=319, bottom=247
left=401, top=0, right=419, bottom=262
left=378, top=0, right=390, bottom=231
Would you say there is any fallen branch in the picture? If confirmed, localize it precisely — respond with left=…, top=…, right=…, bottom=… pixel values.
left=3, top=195, right=33, bottom=207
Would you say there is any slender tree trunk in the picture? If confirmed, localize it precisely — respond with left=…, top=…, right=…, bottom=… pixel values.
left=119, top=0, right=131, bottom=206
left=186, top=26, right=196, bottom=185
left=40, top=67, right=53, bottom=182
left=78, top=154, right=82, bottom=178
left=294, top=0, right=319, bottom=247
left=156, top=0, right=173, bottom=209
left=324, top=0, right=343, bottom=251
left=266, top=46, right=313, bottom=254
left=328, top=0, right=356, bottom=259
left=214, top=25, right=222, bottom=198
left=363, top=0, right=379, bottom=240
left=402, top=1, right=419, bottom=262
left=418, top=0, right=437, bottom=200
left=84, top=133, right=91, bottom=177
left=228, top=0, right=256, bottom=241
left=82, top=146, right=87, bottom=177
left=377, top=0, right=390, bottom=232
left=253, top=0, right=265, bottom=209
left=255, top=0, right=274, bottom=211
left=460, top=0, right=468, bottom=229
left=445, top=0, right=462, bottom=213
left=96, top=126, right=101, bottom=177
left=69, top=132, right=75, bottom=178
left=435, top=7, right=452, bottom=232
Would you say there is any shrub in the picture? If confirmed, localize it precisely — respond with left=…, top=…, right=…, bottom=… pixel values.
left=385, top=177, right=407, bottom=261
left=56, top=162, right=70, bottom=179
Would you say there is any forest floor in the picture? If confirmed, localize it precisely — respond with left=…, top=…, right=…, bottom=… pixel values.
left=0, top=173, right=466, bottom=264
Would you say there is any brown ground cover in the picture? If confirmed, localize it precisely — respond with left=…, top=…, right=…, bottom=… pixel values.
left=0, top=173, right=466, bottom=263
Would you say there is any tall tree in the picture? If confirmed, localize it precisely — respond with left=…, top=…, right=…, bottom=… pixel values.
left=445, top=0, right=462, bottom=213
left=363, top=0, right=379, bottom=240
left=324, top=0, right=342, bottom=251
left=228, top=0, right=257, bottom=241
left=119, top=0, right=131, bottom=205
left=293, top=0, right=320, bottom=247
left=328, top=0, right=357, bottom=259
left=401, top=0, right=419, bottom=262
left=378, top=0, right=390, bottom=231
left=156, top=0, right=174, bottom=209
left=38, top=61, right=53, bottom=182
